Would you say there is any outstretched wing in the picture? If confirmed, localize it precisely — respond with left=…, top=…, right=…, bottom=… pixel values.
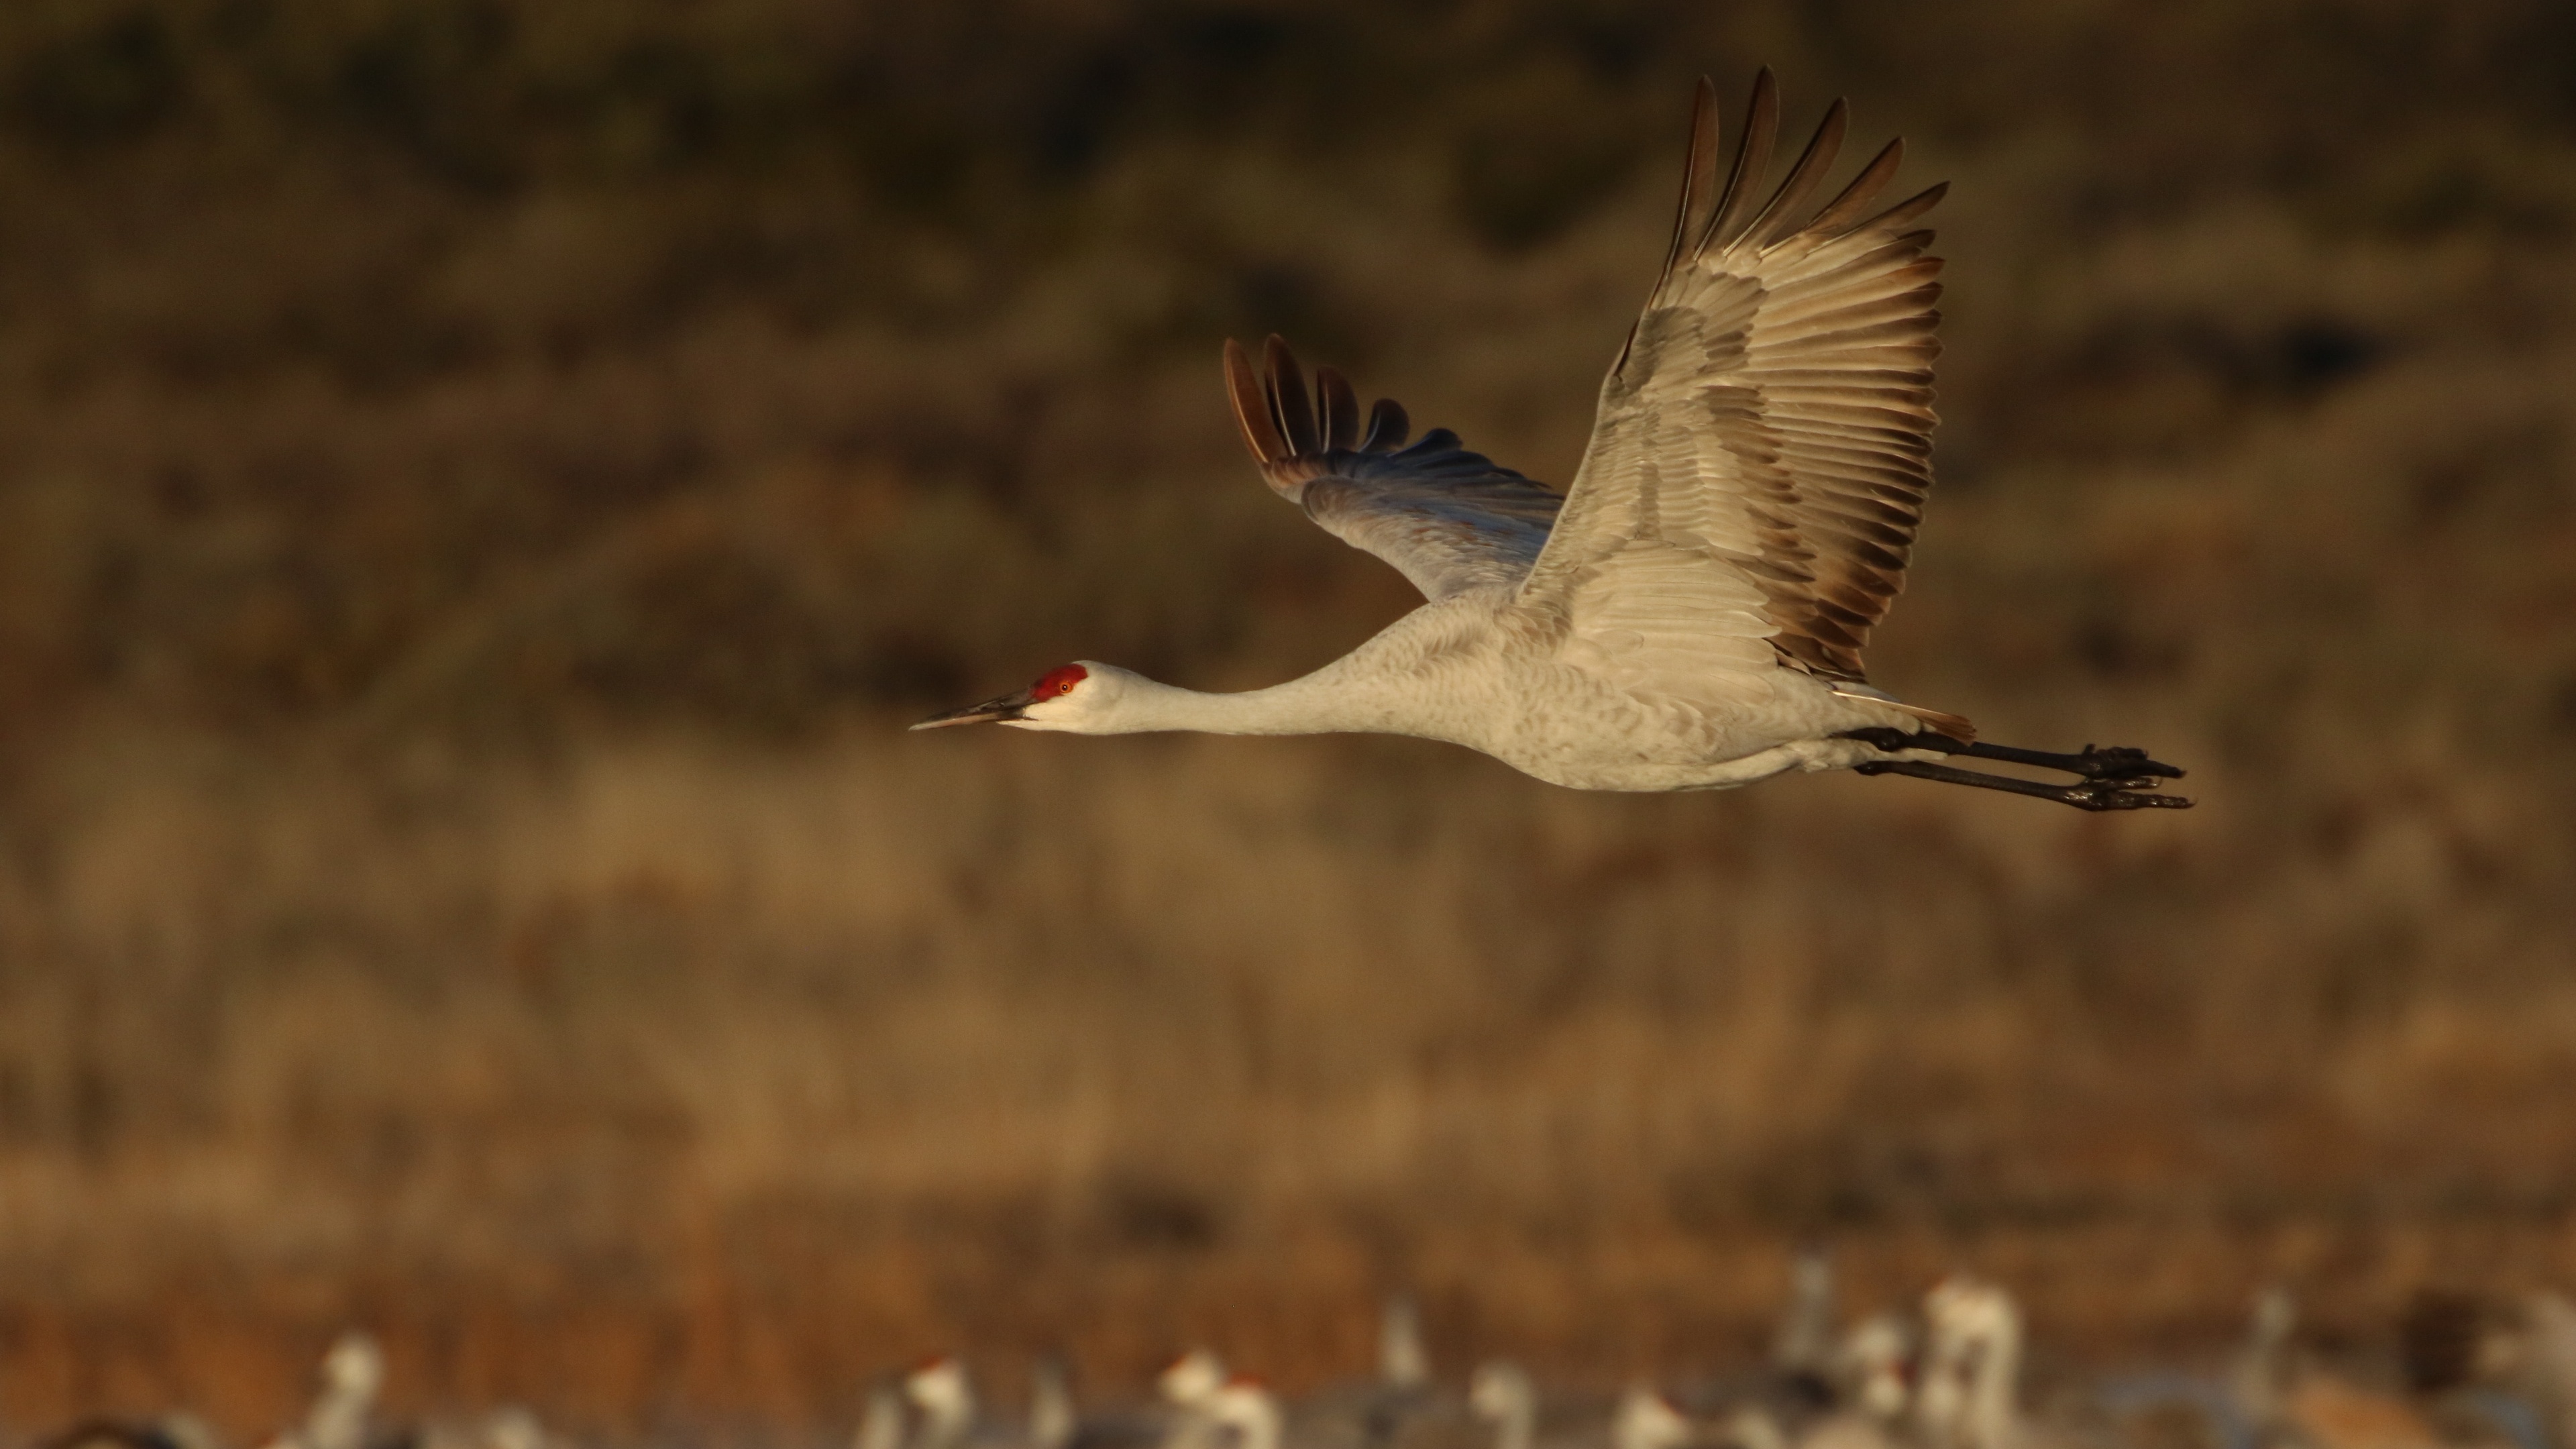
left=1224, top=336, right=1564, bottom=602
left=1517, top=70, right=1946, bottom=688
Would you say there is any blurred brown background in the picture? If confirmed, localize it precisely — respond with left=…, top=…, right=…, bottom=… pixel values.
left=3, top=0, right=2575, bottom=1438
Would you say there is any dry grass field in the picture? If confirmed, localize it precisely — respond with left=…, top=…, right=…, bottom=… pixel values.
left=4, top=0, right=2576, bottom=1439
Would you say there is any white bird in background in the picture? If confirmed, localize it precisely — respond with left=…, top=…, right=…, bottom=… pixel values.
left=856, top=1383, right=911, bottom=1449
left=1613, top=1387, right=1697, bottom=1449
left=1915, top=1277, right=2029, bottom=1449
left=910, top=1358, right=981, bottom=1449
left=1832, top=1316, right=1915, bottom=1428
left=916, top=71, right=2190, bottom=813
left=2237, top=1290, right=2443, bottom=1449
left=2417, top=1289, right=2576, bottom=1449
left=474, top=1409, right=555, bottom=1449
left=1382, top=1296, right=1432, bottom=1393
left=1773, top=1251, right=1841, bottom=1390
left=1026, top=1357, right=1173, bottom=1449
left=1208, top=1379, right=1286, bottom=1449
left=1469, top=1363, right=1539, bottom=1449
left=259, top=1332, right=390, bottom=1449
left=1162, top=1351, right=1232, bottom=1449
left=1030, top=1360, right=1081, bottom=1449
left=1356, top=1295, right=1439, bottom=1449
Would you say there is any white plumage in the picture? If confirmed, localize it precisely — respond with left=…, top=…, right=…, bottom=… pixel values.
left=918, top=72, right=2189, bottom=812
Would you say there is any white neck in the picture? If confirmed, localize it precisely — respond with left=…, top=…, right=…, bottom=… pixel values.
left=1051, top=663, right=1415, bottom=739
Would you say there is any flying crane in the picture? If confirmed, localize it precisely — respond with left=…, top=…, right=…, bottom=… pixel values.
left=917, top=72, right=2190, bottom=812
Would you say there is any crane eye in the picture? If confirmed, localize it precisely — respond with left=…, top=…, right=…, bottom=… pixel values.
left=1034, top=664, right=1087, bottom=698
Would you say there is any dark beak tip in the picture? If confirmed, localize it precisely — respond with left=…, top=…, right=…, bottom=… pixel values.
left=908, top=691, right=1033, bottom=731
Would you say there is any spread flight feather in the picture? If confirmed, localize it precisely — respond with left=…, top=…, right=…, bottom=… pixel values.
left=1222, top=70, right=1968, bottom=739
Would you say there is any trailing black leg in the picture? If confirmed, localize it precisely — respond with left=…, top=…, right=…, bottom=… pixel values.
left=1835, top=727, right=2184, bottom=782
left=1835, top=727, right=2193, bottom=809
left=1953, top=739, right=2184, bottom=781
left=1852, top=759, right=2192, bottom=812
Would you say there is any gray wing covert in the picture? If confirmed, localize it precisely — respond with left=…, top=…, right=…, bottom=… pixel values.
left=1224, top=336, right=1562, bottom=602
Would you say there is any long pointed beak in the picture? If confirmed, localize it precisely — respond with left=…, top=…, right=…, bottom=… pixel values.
left=909, top=688, right=1037, bottom=730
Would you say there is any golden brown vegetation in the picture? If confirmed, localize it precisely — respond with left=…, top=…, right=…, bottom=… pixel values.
left=4, top=0, right=2576, bottom=1438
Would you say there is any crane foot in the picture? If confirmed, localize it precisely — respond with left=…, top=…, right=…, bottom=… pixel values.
left=1839, top=729, right=2194, bottom=810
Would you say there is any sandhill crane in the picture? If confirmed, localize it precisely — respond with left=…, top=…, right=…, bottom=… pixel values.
left=1469, top=1364, right=1538, bottom=1449
left=1613, top=1387, right=1697, bottom=1449
left=1833, top=1316, right=1913, bottom=1426
left=916, top=71, right=2190, bottom=813
left=1774, top=1252, right=1841, bottom=1394
left=910, top=1358, right=981, bottom=1449
left=1026, top=1359, right=1164, bottom=1449
left=468, top=1409, right=566, bottom=1449
left=1032, top=1362, right=1081, bottom=1449
left=2393, top=1290, right=2560, bottom=1449
left=1163, top=1351, right=1234, bottom=1449
left=1208, top=1380, right=1286, bottom=1449
left=259, top=1333, right=396, bottom=1449
left=2520, top=1294, right=2576, bottom=1449
left=857, top=1385, right=912, bottom=1449
left=1383, top=1297, right=1433, bottom=1393
left=1756, top=1313, right=1915, bottom=1449
left=1347, top=1295, right=1438, bottom=1449
left=1709, top=1254, right=1877, bottom=1449
left=2233, top=1287, right=2304, bottom=1446
left=2236, top=1289, right=2445, bottom=1449
left=2458, top=1291, right=2576, bottom=1449
left=1915, top=1276, right=2032, bottom=1449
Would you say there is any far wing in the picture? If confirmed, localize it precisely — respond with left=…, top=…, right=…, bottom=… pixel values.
left=1224, top=336, right=1562, bottom=602
left=1517, top=71, right=1947, bottom=695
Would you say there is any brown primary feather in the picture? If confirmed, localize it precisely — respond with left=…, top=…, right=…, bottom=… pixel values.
left=1737, top=97, right=1845, bottom=254
left=1546, top=73, right=1951, bottom=685
left=1316, top=366, right=1360, bottom=450
left=1224, top=337, right=1289, bottom=464
left=1805, top=138, right=1908, bottom=237
left=1361, top=397, right=1410, bottom=451
left=1657, top=76, right=1723, bottom=289
left=1699, top=67, right=1780, bottom=255
left=1265, top=334, right=1320, bottom=457
left=1226, top=335, right=1421, bottom=483
left=1220, top=337, right=1565, bottom=603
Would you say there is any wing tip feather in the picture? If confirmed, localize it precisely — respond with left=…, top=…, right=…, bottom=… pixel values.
left=1224, top=337, right=1289, bottom=465
left=1262, top=334, right=1321, bottom=458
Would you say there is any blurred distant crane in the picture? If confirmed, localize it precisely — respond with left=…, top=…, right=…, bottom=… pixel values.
left=916, top=72, right=2190, bottom=812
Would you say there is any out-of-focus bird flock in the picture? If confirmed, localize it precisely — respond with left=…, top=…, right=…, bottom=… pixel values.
left=23, top=1269, right=2576, bottom=1449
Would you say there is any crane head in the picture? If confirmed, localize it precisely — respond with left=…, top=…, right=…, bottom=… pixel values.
left=912, top=663, right=1098, bottom=731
